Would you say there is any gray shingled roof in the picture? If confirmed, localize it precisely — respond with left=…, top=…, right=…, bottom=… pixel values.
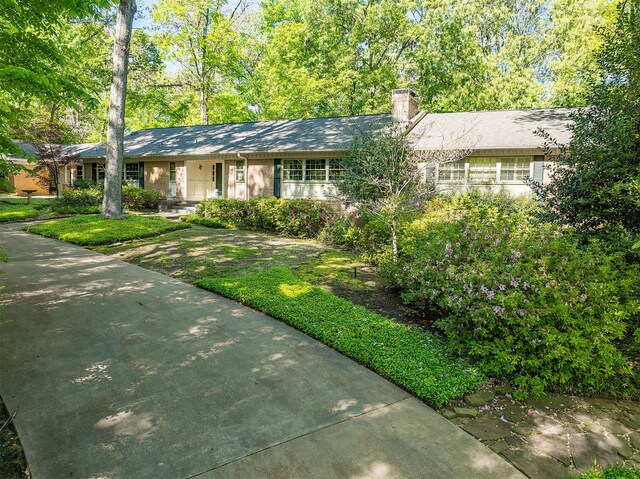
left=76, top=114, right=392, bottom=159
left=408, top=107, right=576, bottom=151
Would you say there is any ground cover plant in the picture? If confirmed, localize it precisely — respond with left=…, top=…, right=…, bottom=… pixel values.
left=384, top=193, right=640, bottom=398
left=0, top=198, right=53, bottom=222
left=196, top=267, right=485, bottom=408
left=26, top=214, right=189, bottom=246
left=577, top=466, right=640, bottom=479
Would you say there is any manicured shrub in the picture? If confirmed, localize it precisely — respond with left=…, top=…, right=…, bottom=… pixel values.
left=384, top=194, right=640, bottom=398
left=52, top=188, right=102, bottom=214
left=195, top=197, right=339, bottom=237
left=196, top=267, right=485, bottom=407
left=53, top=186, right=162, bottom=213
left=578, top=466, right=640, bottom=479
left=121, top=186, right=162, bottom=210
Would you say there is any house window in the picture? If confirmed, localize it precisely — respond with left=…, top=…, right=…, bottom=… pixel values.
left=283, top=159, right=303, bottom=181
left=96, top=163, right=105, bottom=181
left=305, top=159, right=326, bottom=181
left=500, top=157, right=531, bottom=181
left=125, top=163, right=140, bottom=186
left=328, top=159, right=344, bottom=180
left=468, top=158, right=496, bottom=184
left=169, top=162, right=176, bottom=181
left=235, top=160, right=245, bottom=182
left=76, top=165, right=83, bottom=180
left=438, top=160, right=465, bottom=182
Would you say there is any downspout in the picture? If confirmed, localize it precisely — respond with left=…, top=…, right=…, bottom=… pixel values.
left=236, top=152, right=248, bottom=200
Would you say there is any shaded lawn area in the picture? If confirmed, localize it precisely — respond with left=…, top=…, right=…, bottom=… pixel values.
left=26, top=214, right=190, bottom=245
left=196, top=268, right=484, bottom=408
left=0, top=198, right=54, bottom=222
left=94, top=226, right=416, bottom=323
left=93, top=226, right=327, bottom=281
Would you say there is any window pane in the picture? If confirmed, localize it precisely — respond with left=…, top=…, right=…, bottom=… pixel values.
left=76, top=165, right=83, bottom=178
left=235, top=160, right=245, bottom=182
left=468, top=158, right=496, bottom=184
left=328, top=159, right=344, bottom=180
left=169, top=162, right=176, bottom=181
left=305, top=159, right=326, bottom=181
left=500, top=157, right=531, bottom=181
left=125, top=163, right=139, bottom=180
left=97, top=163, right=105, bottom=181
left=439, top=160, right=465, bottom=182
left=283, top=159, right=303, bottom=181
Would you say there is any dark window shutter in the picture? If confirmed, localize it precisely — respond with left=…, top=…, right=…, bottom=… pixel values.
left=92, top=163, right=97, bottom=182
left=532, top=155, right=544, bottom=184
left=139, top=162, right=145, bottom=189
left=274, top=159, right=281, bottom=198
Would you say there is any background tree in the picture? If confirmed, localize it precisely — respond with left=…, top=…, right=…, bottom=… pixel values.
left=536, top=1, right=640, bottom=237
left=151, top=0, right=250, bottom=125
left=102, top=0, right=136, bottom=219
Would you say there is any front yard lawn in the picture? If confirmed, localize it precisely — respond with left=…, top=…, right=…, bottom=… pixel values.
left=0, top=198, right=53, bottom=222
left=26, top=214, right=190, bottom=245
left=196, top=267, right=485, bottom=408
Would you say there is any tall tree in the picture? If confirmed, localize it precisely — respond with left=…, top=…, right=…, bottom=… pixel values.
left=152, top=0, right=248, bottom=125
left=102, top=0, right=136, bottom=219
left=536, top=0, right=640, bottom=237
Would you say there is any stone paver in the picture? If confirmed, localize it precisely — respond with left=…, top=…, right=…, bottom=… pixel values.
left=441, top=384, right=640, bottom=477
left=0, top=223, right=525, bottom=479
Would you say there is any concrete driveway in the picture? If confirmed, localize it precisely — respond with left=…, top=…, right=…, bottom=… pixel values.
left=0, top=223, right=525, bottom=479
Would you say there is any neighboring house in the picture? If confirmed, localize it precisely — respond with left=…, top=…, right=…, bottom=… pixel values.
left=3, top=142, right=88, bottom=196
left=13, top=90, right=576, bottom=200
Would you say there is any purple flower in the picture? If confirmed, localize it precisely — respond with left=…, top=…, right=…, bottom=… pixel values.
left=445, top=242, right=452, bottom=253
left=487, top=290, right=495, bottom=299
left=510, top=279, right=520, bottom=287
left=493, top=238, right=501, bottom=246
left=499, top=284, right=506, bottom=291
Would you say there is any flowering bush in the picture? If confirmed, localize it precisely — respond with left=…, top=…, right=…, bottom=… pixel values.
left=384, top=194, right=640, bottom=397
left=195, top=197, right=339, bottom=237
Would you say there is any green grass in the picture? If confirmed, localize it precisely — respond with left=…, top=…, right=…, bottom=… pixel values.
left=181, top=213, right=226, bottom=229
left=196, top=267, right=485, bottom=408
left=0, top=198, right=52, bottom=222
left=577, top=466, right=640, bottom=478
left=26, top=214, right=190, bottom=246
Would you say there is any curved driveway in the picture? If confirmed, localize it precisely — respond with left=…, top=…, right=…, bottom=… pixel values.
left=0, top=223, right=525, bottom=479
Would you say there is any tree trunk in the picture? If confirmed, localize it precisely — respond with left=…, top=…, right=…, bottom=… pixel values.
left=102, top=0, right=136, bottom=219
left=200, top=86, right=208, bottom=124
left=391, top=218, right=398, bottom=263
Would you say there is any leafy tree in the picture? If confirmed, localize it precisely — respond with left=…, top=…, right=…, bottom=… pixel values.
left=0, top=0, right=109, bottom=184
left=333, top=124, right=473, bottom=260
left=103, top=0, right=136, bottom=219
left=151, top=0, right=249, bottom=125
left=536, top=1, right=640, bottom=237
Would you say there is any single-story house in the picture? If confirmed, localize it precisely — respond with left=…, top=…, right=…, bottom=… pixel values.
left=8, top=90, right=575, bottom=199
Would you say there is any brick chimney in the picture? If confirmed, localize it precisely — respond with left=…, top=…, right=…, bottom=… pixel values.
left=391, top=89, right=419, bottom=123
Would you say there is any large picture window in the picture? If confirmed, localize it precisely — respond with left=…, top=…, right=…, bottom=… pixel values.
left=282, top=159, right=344, bottom=182
left=437, top=157, right=533, bottom=185
left=500, top=157, right=531, bottom=181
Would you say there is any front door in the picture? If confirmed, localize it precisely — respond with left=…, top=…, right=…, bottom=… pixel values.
left=187, top=161, right=224, bottom=200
